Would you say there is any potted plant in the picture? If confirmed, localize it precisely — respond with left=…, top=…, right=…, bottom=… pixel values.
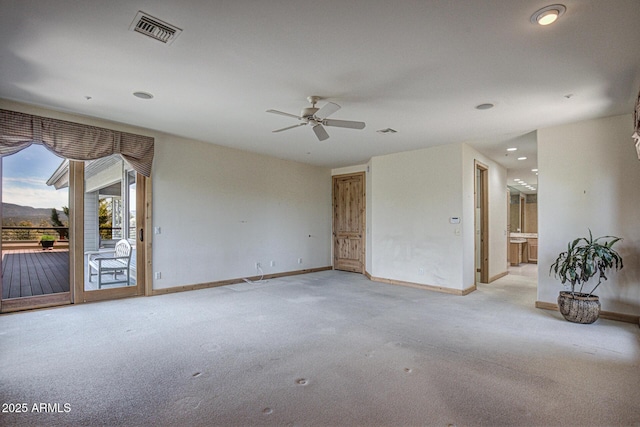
left=549, top=230, right=623, bottom=324
left=40, top=234, right=56, bottom=250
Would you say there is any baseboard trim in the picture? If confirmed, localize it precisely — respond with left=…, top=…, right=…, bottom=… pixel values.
left=488, top=271, right=508, bottom=283
left=536, top=300, right=640, bottom=326
left=365, top=273, right=476, bottom=296
left=151, top=266, right=332, bottom=296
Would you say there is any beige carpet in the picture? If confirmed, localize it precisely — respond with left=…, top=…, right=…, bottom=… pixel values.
left=1, top=268, right=638, bottom=426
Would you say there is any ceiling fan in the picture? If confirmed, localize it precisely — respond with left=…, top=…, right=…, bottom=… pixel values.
left=266, top=96, right=365, bottom=141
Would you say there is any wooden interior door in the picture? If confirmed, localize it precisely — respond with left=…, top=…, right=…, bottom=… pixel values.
left=333, top=172, right=365, bottom=273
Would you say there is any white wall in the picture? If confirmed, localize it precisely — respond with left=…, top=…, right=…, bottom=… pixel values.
left=370, top=144, right=466, bottom=289
left=332, top=144, right=508, bottom=289
left=538, top=114, right=640, bottom=315
left=364, top=143, right=507, bottom=291
left=152, top=135, right=332, bottom=289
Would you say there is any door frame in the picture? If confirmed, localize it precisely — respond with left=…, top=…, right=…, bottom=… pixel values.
left=332, top=172, right=366, bottom=274
left=475, top=161, right=489, bottom=284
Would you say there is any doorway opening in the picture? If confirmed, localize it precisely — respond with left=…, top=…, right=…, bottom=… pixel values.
left=475, top=161, right=489, bottom=284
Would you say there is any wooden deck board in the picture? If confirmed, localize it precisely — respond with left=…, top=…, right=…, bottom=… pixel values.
left=1, top=249, right=70, bottom=299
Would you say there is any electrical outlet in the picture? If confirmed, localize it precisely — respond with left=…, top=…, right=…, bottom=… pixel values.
left=298, top=258, right=303, bottom=264
left=154, top=272, right=161, bottom=279
left=256, top=262, right=261, bottom=269
left=418, top=268, right=424, bottom=275
left=270, top=260, right=276, bottom=267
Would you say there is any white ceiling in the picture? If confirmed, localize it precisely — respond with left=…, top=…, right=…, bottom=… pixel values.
left=1, top=1, right=639, bottom=193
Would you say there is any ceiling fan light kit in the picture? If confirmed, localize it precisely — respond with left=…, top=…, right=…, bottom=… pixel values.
left=267, top=96, right=365, bottom=141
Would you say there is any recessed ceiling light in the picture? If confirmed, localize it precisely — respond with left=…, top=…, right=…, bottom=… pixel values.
left=475, top=103, right=494, bottom=110
left=531, top=4, right=566, bottom=26
left=517, top=156, right=527, bottom=160
left=133, top=91, right=154, bottom=99
left=531, top=168, right=538, bottom=172
left=507, top=147, right=517, bottom=152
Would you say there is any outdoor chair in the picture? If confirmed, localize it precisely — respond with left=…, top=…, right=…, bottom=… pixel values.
left=88, top=239, right=132, bottom=289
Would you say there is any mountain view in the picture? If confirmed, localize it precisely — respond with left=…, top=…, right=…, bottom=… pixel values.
left=2, top=203, right=68, bottom=226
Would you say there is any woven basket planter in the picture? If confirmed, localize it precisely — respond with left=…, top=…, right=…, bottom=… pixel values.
left=557, top=291, right=600, bottom=324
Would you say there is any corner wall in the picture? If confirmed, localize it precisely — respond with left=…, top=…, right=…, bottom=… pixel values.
left=369, top=144, right=466, bottom=289
left=537, top=114, right=640, bottom=315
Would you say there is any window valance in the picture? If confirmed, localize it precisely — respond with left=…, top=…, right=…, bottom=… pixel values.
left=0, top=109, right=154, bottom=177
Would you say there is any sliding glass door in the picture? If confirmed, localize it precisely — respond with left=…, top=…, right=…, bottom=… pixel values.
left=0, top=145, right=71, bottom=312
left=0, top=149, right=150, bottom=311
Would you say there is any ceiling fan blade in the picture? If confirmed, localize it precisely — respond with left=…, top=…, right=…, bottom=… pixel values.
left=314, top=102, right=340, bottom=120
left=266, top=109, right=302, bottom=120
left=323, top=119, right=366, bottom=130
left=272, top=123, right=306, bottom=133
left=312, top=124, right=330, bottom=141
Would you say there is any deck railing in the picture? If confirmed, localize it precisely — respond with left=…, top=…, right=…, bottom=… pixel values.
left=2, top=226, right=70, bottom=242
left=2, top=226, right=133, bottom=245
left=99, top=227, right=122, bottom=240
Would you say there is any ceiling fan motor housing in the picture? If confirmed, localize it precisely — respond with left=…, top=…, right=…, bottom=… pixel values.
left=301, top=107, right=319, bottom=118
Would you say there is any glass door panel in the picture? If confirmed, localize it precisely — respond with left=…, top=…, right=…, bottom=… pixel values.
left=1, top=145, right=71, bottom=312
left=83, top=155, right=136, bottom=293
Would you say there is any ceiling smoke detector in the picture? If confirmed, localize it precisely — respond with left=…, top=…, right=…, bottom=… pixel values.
left=129, top=11, right=182, bottom=44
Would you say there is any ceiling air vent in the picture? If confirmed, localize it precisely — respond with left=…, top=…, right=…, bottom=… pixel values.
left=376, top=128, right=398, bottom=134
left=129, top=11, right=182, bottom=45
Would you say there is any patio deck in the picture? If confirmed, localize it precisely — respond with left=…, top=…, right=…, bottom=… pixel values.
left=1, top=248, right=70, bottom=299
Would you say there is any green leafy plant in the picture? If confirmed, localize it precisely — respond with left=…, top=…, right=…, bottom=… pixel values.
left=549, top=230, right=623, bottom=296
left=40, top=234, right=56, bottom=242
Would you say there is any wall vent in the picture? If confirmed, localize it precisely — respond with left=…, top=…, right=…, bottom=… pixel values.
left=129, top=11, right=182, bottom=45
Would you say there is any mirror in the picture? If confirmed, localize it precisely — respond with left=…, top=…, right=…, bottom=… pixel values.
left=508, top=186, right=538, bottom=233
left=508, top=186, right=524, bottom=232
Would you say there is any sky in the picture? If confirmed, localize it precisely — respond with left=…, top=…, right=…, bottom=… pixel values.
left=2, top=144, right=69, bottom=210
